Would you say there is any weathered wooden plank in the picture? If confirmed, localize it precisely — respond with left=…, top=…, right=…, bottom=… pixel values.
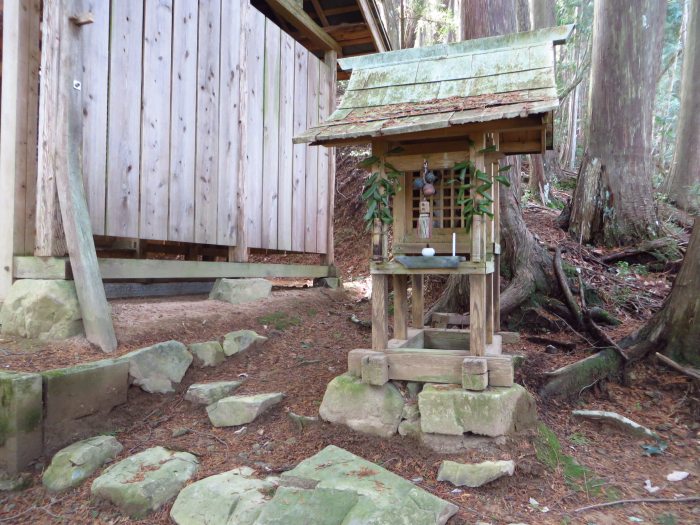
left=218, top=0, right=242, bottom=246
left=322, top=50, right=338, bottom=263
left=0, top=0, right=38, bottom=297
left=35, top=0, right=67, bottom=258
left=245, top=7, right=266, bottom=249
left=194, top=0, right=221, bottom=244
left=106, top=0, right=143, bottom=237
left=140, top=0, right=173, bottom=241
left=348, top=348, right=513, bottom=384
left=57, top=16, right=117, bottom=352
left=393, top=275, right=408, bottom=340
left=291, top=43, right=308, bottom=252
left=371, top=274, right=388, bottom=350
left=304, top=56, right=320, bottom=252
left=169, top=0, right=198, bottom=242
left=316, top=60, right=330, bottom=254
left=370, top=260, right=493, bottom=275
left=13, top=256, right=332, bottom=280
left=277, top=32, right=295, bottom=252
left=262, top=19, right=281, bottom=250
left=469, top=274, right=486, bottom=356
left=78, top=0, right=108, bottom=235
left=411, top=274, right=424, bottom=328
left=265, top=0, right=341, bottom=53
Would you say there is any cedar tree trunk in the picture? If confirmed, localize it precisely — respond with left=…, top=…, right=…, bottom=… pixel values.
left=663, top=0, right=700, bottom=213
left=568, top=0, right=666, bottom=246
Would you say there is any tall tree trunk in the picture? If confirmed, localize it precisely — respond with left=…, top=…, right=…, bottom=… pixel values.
left=663, top=0, right=700, bottom=213
left=430, top=0, right=554, bottom=318
left=568, top=0, right=666, bottom=246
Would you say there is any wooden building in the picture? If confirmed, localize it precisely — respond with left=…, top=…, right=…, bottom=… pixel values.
left=0, top=1, right=390, bottom=350
left=297, top=25, right=572, bottom=386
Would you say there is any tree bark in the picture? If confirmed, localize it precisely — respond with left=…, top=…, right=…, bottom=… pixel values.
left=663, top=0, right=700, bottom=213
left=568, top=0, right=666, bottom=247
left=429, top=0, right=555, bottom=319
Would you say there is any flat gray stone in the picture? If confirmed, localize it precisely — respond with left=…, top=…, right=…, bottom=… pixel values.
left=319, top=373, right=404, bottom=438
left=209, top=278, right=272, bottom=305
left=206, top=393, right=283, bottom=427
left=0, top=279, right=83, bottom=340
left=222, top=330, right=268, bottom=357
left=119, top=340, right=193, bottom=394
left=398, top=417, right=502, bottom=453
left=418, top=383, right=537, bottom=437
left=42, top=359, right=128, bottom=426
left=189, top=341, right=226, bottom=368
left=275, top=445, right=457, bottom=525
left=437, top=460, right=515, bottom=487
left=313, top=277, right=341, bottom=289
left=91, top=446, right=198, bottom=518
left=0, top=473, right=32, bottom=492
left=0, top=371, right=43, bottom=474
left=43, top=435, right=123, bottom=492
left=170, top=467, right=278, bottom=525
left=185, top=381, right=243, bottom=405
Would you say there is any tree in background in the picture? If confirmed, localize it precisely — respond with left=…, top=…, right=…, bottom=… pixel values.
left=568, top=0, right=667, bottom=246
left=663, top=0, right=700, bottom=213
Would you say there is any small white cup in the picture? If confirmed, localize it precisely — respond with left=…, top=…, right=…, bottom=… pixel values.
left=421, top=247, right=436, bottom=257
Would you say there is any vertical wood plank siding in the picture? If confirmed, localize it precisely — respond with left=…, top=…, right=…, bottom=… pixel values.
left=38, top=0, right=331, bottom=254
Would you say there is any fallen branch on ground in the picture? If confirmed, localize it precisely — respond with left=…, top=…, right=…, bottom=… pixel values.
left=656, top=353, right=700, bottom=381
left=572, top=496, right=700, bottom=514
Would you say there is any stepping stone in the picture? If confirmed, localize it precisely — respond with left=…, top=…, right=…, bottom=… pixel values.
left=223, top=330, right=268, bottom=356
left=188, top=341, right=226, bottom=368
left=118, top=340, right=193, bottom=394
left=170, top=467, right=278, bottom=525
left=91, top=446, right=198, bottom=518
left=267, top=445, right=457, bottom=524
left=185, top=381, right=243, bottom=405
left=437, top=459, right=515, bottom=487
left=319, top=373, right=405, bottom=437
left=43, top=435, right=123, bottom=492
left=206, top=393, right=283, bottom=427
left=209, top=278, right=272, bottom=305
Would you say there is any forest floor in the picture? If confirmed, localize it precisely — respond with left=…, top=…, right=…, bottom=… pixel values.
left=1, top=158, right=698, bottom=524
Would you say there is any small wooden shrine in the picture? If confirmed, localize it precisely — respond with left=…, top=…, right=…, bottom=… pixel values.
left=297, top=25, right=573, bottom=392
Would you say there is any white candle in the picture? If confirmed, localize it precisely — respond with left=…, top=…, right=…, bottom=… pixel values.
left=452, top=232, right=456, bottom=256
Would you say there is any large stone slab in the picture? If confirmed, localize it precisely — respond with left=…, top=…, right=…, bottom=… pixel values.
left=91, top=446, right=198, bottom=518
left=189, top=341, right=226, bottom=368
left=42, top=435, right=123, bottom=492
left=319, top=374, right=404, bottom=438
left=0, top=371, right=43, bottom=474
left=223, top=330, right=268, bottom=357
left=437, top=459, right=515, bottom=487
left=207, top=393, right=283, bottom=427
left=209, top=278, right=272, bottom=305
left=418, top=383, right=537, bottom=437
left=185, top=381, right=243, bottom=405
left=118, top=340, right=193, bottom=394
left=275, top=445, right=457, bottom=525
left=0, top=279, right=83, bottom=339
left=42, top=359, right=128, bottom=427
left=170, top=467, right=278, bottom=525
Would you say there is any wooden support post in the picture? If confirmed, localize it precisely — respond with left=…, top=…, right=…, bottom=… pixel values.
left=493, top=137, right=502, bottom=332
left=231, top=1, right=250, bottom=263
left=411, top=274, right=424, bottom=328
left=55, top=11, right=117, bottom=353
left=0, top=0, right=42, bottom=299
left=393, top=274, right=408, bottom=340
left=370, top=142, right=389, bottom=262
left=469, top=273, right=486, bottom=356
left=35, top=0, right=67, bottom=258
left=321, top=50, right=337, bottom=268
left=371, top=274, right=388, bottom=350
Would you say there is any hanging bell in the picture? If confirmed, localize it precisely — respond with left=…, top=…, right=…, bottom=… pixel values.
left=422, top=183, right=436, bottom=196
left=413, top=178, right=425, bottom=190
left=425, top=171, right=437, bottom=184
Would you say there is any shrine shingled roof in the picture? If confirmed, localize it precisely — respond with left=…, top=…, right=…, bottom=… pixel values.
left=294, top=25, right=574, bottom=145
